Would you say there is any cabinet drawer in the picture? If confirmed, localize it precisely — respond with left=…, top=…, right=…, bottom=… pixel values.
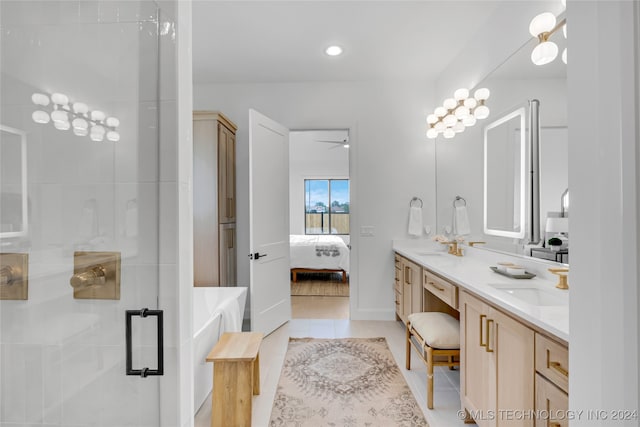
left=535, top=333, right=569, bottom=393
left=535, top=373, right=568, bottom=427
left=423, top=271, right=458, bottom=309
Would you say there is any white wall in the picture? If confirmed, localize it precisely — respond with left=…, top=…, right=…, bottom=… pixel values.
left=194, top=81, right=437, bottom=320
left=289, top=130, right=350, bottom=242
left=568, top=1, right=639, bottom=423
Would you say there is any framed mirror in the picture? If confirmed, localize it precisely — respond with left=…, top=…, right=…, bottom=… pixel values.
left=0, top=125, right=28, bottom=238
left=483, top=106, right=526, bottom=239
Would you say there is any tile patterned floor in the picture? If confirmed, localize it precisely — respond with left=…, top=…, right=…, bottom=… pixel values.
left=195, top=299, right=476, bottom=427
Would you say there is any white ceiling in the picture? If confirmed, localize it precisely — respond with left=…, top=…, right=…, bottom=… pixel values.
left=192, top=1, right=503, bottom=84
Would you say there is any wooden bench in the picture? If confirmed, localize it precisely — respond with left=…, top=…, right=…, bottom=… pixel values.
left=206, top=332, right=264, bottom=427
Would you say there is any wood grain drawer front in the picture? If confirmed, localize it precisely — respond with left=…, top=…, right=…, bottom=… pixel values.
left=535, top=374, right=568, bottom=427
left=535, top=333, right=569, bottom=393
left=423, top=272, right=458, bottom=309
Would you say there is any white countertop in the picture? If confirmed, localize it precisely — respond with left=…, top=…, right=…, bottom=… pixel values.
left=393, top=240, right=569, bottom=343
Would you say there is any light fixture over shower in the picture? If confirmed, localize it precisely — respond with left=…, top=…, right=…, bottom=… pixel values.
left=31, top=92, right=120, bottom=142
left=529, top=0, right=567, bottom=66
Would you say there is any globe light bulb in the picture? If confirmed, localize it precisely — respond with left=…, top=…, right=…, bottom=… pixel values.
left=51, top=92, right=69, bottom=106
left=464, top=98, right=477, bottom=109
left=73, top=102, right=89, bottom=115
left=32, top=110, right=50, bottom=124
left=453, top=121, right=465, bottom=133
left=443, top=128, right=455, bottom=139
left=454, top=88, right=469, bottom=101
left=106, top=131, right=121, bottom=142
left=443, top=98, right=457, bottom=110
left=462, top=115, right=477, bottom=127
left=91, top=110, right=106, bottom=122
left=531, top=41, right=558, bottom=65
left=31, top=93, right=50, bottom=106
left=443, top=114, right=457, bottom=127
left=454, top=106, right=469, bottom=119
left=106, top=117, right=120, bottom=128
left=73, top=127, right=89, bottom=137
left=474, top=105, right=490, bottom=120
left=426, top=114, right=438, bottom=124
left=426, top=128, right=438, bottom=139
left=72, top=117, right=89, bottom=131
left=529, top=12, right=556, bottom=37
left=54, top=120, right=70, bottom=131
left=434, top=106, right=447, bottom=117
left=474, top=88, right=490, bottom=101
left=434, top=121, right=445, bottom=131
left=51, top=110, right=69, bottom=123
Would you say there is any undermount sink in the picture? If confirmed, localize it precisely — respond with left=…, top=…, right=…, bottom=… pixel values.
left=489, top=283, right=568, bottom=307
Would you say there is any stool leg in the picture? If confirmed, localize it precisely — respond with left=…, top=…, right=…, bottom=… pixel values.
left=253, top=353, right=260, bottom=395
left=405, top=323, right=411, bottom=370
left=426, top=346, right=434, bottom=409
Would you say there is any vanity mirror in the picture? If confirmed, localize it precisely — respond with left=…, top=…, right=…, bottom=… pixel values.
left=435, top=20, right=567, bottom=263
left=0, top=125, right=28, bottom=239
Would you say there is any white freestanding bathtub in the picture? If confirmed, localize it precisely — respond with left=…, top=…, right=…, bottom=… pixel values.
left=193, top=286, right=248, bottom=413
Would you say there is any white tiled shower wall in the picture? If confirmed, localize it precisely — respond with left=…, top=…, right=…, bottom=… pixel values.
left=0, top=1, right=191, bottom=425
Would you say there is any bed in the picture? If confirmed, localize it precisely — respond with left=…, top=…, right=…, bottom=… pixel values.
left=290, top=234, right=350, bottom=283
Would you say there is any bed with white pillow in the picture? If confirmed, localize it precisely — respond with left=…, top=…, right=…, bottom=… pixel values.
left=289, top=234, right=350, bottom=283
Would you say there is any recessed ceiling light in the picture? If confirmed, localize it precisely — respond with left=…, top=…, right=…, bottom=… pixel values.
left=325, top=45, right=343, bottom=56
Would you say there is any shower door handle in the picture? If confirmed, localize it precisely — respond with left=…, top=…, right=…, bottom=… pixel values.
left=125, top=308, right=164, bottom=377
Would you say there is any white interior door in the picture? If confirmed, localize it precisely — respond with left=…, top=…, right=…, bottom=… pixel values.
left=249, top=109, right=291, bottom=335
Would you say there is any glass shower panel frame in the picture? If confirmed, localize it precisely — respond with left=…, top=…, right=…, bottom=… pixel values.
left=0, top=1, right=166, bottom=425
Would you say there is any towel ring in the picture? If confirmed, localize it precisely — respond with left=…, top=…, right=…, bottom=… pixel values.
left=453, top=196, right=466, bottom=208
left=410, top=197, right=423, bottom=208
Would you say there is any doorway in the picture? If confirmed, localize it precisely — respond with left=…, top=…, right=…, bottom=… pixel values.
left=288, top=130, right=351, bottom=319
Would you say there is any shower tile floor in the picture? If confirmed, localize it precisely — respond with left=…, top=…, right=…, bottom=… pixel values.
left=194, top=314, right=476, bottom=427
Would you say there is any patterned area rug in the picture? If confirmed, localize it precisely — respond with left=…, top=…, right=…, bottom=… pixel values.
left=269, top=337, right=428, bottom=427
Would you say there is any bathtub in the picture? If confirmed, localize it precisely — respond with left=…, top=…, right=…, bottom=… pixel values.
left=193, top=286, right=248, bottom=413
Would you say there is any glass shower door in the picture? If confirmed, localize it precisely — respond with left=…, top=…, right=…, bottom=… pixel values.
left=0, top=1, right=166, bottom=425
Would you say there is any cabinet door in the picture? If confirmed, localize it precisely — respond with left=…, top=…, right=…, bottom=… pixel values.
left=394, top=256, right=403, bottom=321
left=535, top=374, right=568, bottom=427
left=218, top=123, right=236, bottom=223
left=460, top=291, right=492, bottom=426
left=193, top=117, right=219, bottom=286
left=490, top=307, right=535, bottom=426
left=219, top=224, right=236, bottom=286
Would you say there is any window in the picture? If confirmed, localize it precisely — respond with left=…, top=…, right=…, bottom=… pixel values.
left=304, top=179, right=349, bottom=235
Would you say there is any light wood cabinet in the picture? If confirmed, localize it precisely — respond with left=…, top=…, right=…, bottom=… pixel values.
left=534, top=333, right=569, bottom=427
left=193, top=111, right=237, bottom=287
left=460, top=291, right=535, bottom=426
left=394, top=254, right=422, bottom=324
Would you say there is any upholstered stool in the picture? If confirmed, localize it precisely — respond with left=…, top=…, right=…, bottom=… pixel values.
left=406, top=311, right=460, bottom=409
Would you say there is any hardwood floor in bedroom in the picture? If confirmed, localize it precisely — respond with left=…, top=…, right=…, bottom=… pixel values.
left=292, top=295, right=349, bottom=319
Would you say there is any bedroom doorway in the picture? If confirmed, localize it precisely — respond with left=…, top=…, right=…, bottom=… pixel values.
left=289, top=129, right=350, bottom=319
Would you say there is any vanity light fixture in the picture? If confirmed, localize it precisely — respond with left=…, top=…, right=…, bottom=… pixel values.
left=30, top=91, right=120, bottom=142
left=426, top=87, right=491, bottom=139
left=529, top=6, right=567, bottom=66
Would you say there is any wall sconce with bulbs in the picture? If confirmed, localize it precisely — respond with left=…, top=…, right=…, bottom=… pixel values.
left=529, top=0, right=567, bottom=66
left=426, top=87, right=491, bottom=140
left=31, top=92, right=120, bottom=142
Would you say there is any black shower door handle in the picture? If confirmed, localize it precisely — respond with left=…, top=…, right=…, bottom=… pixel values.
left=126, top=308, right=164, bottom=377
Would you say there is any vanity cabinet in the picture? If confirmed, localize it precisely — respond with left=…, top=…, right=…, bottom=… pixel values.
left=534, top=334, right=569, bottom=427
left=394, top=254, right=422, bottom=324
left=460, top=290, right=535, bottom=426
left=193, top=111, right=237, bottom=287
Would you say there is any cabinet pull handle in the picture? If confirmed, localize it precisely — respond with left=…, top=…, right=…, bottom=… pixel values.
left=549, top=423, right=561, bottom=427
left=479, top=314, right=487, bottom=347
left=485, top=319, right=494, bottom=353
left=429, top=281, right=445, bottom=292
left=405, top=266, right=412, bottom=285
left=547, top=350, right=569, bottom=376
left=227, top=229, right=234, bottom=248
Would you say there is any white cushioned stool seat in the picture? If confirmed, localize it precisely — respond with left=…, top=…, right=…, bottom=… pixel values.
left=407, top=312, right=460, bottom=349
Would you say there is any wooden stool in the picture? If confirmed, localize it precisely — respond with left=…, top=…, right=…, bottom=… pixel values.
left=206, top=332, right=264, bottom=427
left=406, top=312, right=460, bottom=409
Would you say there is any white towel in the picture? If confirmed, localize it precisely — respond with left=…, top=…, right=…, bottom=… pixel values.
left=216, top=297, right=242, bottom=339
left=453, top=205, right=471, bottom=236
left=408, top=206, right=423, bottom=237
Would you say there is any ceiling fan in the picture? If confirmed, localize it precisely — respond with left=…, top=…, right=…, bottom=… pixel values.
left=314, top=135, right=349, bottom=149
